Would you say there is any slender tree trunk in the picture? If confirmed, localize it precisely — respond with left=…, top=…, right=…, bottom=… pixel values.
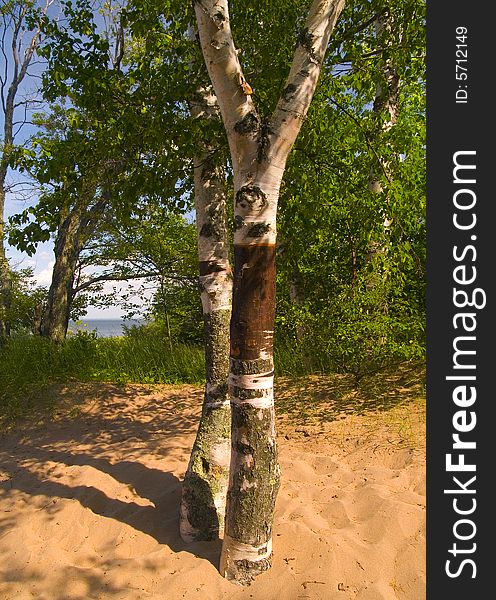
left=365, top=16, right=399, bottom=281
left=194, top=0, right=344, bottom=584
left=0, top=2, right=49, bottom=337
left=0, top=109, right=13, bottom=338
left=0, top=183, right=11, bottom=338
left=180, top=107, right=233, bottom=540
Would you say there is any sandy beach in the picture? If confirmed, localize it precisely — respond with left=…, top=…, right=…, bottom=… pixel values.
left=0, top=374, right=425, bottom=599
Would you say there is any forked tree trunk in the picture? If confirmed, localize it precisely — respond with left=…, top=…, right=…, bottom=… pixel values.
left=41, top=183, right=108, bottom=344
left=194, top=0, right=345, bottom=584
left=180, top=90, right=233, bottom=541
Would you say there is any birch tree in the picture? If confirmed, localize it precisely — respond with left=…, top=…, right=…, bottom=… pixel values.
left=179, top=87, right=232, bottom=541
left=193, top=0, right=345, bottom=584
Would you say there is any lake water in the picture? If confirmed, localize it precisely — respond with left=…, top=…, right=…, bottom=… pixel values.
left=68, top=319, right=144, bottom=338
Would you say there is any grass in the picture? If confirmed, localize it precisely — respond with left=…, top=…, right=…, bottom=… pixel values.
left=0, top=329, right=425, bottom=430
left=0, top=331, right=205, bottom=426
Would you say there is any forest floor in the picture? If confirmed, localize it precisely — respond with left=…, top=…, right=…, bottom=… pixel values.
left=0, top=363, right=425, bottom=600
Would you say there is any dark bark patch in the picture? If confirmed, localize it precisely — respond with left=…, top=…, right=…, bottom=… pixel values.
left=234, top=112, right=260, bottom=135
left=231, top=245, right=276, bottom=361
left=181, top=472, right=219, bottom=541
left=235, top=186, right=267, bottom=212
left=230, top=357, right=274, bottom=375
left=231, top=556, right=272, bottom=585
left=214, top=11, right=225, bottom=24
left=234, top=215, right=245, bottom=231
left=297, top=27, right=319, bottom=63
left=282, top=83, right=298, bottom=102
left=205, top=382, right=228, bottom=407
left=257, top=120, right=273, bottom=163
left=199, top=260, right=225, bottom=276
left=231, top=387, right=272, bottom=400
left=247, top=223, right=270, bottom=238
left=199, top=222, right=217, bottom=238
left=236, top=441, right=255, bottom=455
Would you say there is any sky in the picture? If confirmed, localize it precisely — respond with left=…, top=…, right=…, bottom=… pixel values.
left=1, top=1, right=146, bottom=320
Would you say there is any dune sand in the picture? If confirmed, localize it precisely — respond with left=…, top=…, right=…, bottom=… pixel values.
left=0, top=378, right=425, bottom=599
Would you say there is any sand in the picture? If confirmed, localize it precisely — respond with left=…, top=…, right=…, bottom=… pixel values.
left=0, top=378, right=425, bottom=600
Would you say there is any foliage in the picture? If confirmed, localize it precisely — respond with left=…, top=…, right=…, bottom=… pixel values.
left=1, top=268, right=46, bottom=334
left=0, top=330, right=206, bottom=423
left=4, top=0, right=426, bottom=374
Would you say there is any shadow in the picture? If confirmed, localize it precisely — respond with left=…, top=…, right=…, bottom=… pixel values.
left=6, top=382, right=203, bottom=454
left=275, top=361, right=425, bottom=424
left=0, top=381, right=222, bottom=574
left=0, top=452, right=221, bottom=567
left=0, top=462, right=220, bottom=561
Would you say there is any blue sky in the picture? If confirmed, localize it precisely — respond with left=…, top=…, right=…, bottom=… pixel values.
left=1, top=1, right=143, bottom=319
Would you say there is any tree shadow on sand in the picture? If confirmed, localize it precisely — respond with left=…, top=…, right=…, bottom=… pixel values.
left=0, top=383, right=222, bottom=580
left=276, top=361, right=425, bottom=424
left=0, top=454, right=220, bottom=565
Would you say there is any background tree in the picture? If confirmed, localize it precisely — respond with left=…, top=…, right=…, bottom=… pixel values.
left=8, top=0, right=194, bottom=339
left=275, top=0, right=425, bottom=379
left=0, top=0, right=51, bottom=337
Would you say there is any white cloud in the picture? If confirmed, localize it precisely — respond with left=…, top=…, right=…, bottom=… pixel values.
left=33, top=261, right=54, bottom=287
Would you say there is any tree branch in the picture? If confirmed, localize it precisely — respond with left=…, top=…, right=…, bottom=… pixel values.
left=269, top=0, right=345, bottom=167
left=73, top=270, right=161, bottom=295
left=193, top=0, right=258, bottom=174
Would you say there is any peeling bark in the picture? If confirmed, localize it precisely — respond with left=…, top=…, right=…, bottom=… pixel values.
left=194, top=0, right=345, bottom=584
left=180, top=87, right=233, bottom=542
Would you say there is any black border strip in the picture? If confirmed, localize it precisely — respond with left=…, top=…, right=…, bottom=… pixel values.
left=427, top=1, right=493, bottom=596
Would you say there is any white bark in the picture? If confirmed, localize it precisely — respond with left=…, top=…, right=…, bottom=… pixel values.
left=194, top=0, right=345, bottom=583
left=179, top=84, right=233, bottom=542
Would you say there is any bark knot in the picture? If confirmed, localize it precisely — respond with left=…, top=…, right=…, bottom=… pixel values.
left=234, top=112, right=260, bottom=136
left=282, top=83, right=298, bottom=102
left=257, top=120, right=273, bottom=163
left=199, top=222, right=219, bottom=238
left=234, top=215, right=245, bottom=231
left=247, top=223, right=271, bottom=238
left=235, top=186, right=267, bottom=213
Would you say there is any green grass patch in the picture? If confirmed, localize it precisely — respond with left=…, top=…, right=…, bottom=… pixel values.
left=0, top=331, right=205, bottom=426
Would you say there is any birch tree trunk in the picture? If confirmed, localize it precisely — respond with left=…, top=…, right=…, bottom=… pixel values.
left=365, top=16, right=399, bottom=280
left=194, top=0, right=345, bottom=584
left=180, top=89, right=233, bottom=542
